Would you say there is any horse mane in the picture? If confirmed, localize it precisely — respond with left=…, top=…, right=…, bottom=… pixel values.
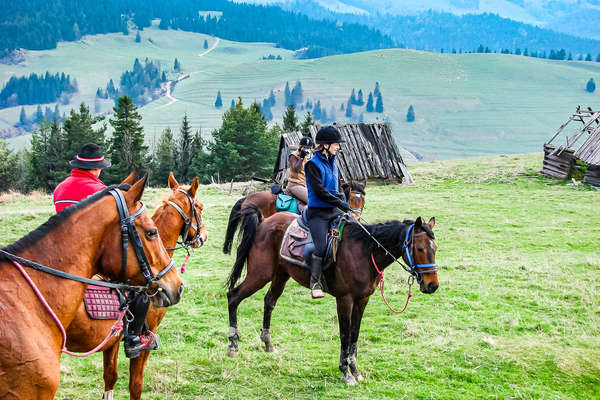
left=343, top=219, right=434, bottom=256
left=1, top=185, right=122, bottom=257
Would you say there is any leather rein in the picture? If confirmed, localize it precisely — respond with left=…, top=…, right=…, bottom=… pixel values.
left=0, top=186, right=174, bottom=292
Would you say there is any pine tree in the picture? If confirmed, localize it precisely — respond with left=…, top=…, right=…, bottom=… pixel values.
left=375, top=92, right=384, bottom=113
left=596, top=53, right=600, bottom=62
left=585, top=53, right=592, bottom=61
left=189, top=130, right=210, bottom=182
left=406, top=105, right=415, bottom=122
left=345, top=99, right=353, bottom=118
left=301, top=111, right=313, bottom=135
left=161, top=71, right=167, bottom=82
left=373, top=82, right=381, bottom=99
left=174, top=58, right=181, bottom=72
left=135, top=32, right=141, bottom=43
left=586, top=78, right=596, bottom=93
left=62, top=103, right=107, bottom=163
left=176, top=114, right=193, bottom=182
left=350, top=89, right=357, bottom=105
left=34, top=105, right=43, bottom=123
left=204, top=39, right=208, bottom=49
left=283, top=104, right=298, bottom=132
left=150, top=128, right=176, bottom=186
left=357, top=89, right=364, bottom=106
left=215, top=91, right=223, bottom=108
left=106, top=95, right=147, bottom=182
left=18, top=107, right=27, bottom=127
left=291, top=81, right=303, bottom=106
left=568, top=53, right=573, bottom=61
left=0, top=139, right=16, bottom=192
left=366, top=92, right=374, bottom=112
left=268, top=90, right=276, bottom=106
left=106, top=79, right=116, bottom=98
left=231, top=99, right=235, bottom=109
left=284, top=82, right=291, bottom=106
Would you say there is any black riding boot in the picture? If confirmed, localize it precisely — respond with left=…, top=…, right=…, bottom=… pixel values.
left=310, top=255, right=325, bottom=299
left=124, top=294, right=158, bottom=359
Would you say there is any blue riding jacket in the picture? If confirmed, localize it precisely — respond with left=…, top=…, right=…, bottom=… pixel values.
left=306, top=152, right=339, bottom=208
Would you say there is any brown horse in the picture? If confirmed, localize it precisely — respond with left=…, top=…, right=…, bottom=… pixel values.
left=225, top=206, right=438, bottom=385
left=0, top=175, right=183, bottom=399
left=65, top=173, right=207, bottom=400
left=223, top=181, right=366, bottom=254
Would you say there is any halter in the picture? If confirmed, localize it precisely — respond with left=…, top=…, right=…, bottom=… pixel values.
left=166, top=188, right=204, bottom=249
left=0, top=186, right=174, bottom=292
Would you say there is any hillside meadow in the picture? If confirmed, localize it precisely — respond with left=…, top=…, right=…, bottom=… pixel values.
left=2, top=25, right=600, bottom=160
left=0, top=153, right=598, bottom=399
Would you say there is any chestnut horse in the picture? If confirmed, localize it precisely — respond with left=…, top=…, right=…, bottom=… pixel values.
left=65, top=173, right=207, bottom=400
left=0, top=175, right=183, bottom=399
left=226, top=206, right=438, bottom=384
left=223, top=181, right=366, bottom=254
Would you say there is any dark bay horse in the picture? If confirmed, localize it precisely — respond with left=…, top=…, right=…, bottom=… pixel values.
left=226, top=207, right=438, bottom=385
left=65, top=173, right=207, bottom=400
left=0, top=175, right=183, bottom=399
left=223, top=181, right=366, bottom=254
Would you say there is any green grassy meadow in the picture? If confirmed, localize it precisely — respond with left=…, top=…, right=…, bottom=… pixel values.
left=2, top=24, right=600, bottom=160
left=0, top=153, right=598, bottom=399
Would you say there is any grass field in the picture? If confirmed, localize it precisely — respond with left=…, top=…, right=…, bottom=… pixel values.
left=2, top=24, right=600, bottom=160
left=0, top=153, right=598, bottom=399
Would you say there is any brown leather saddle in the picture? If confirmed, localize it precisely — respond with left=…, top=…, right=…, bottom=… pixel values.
left=83, top=284, right=122, bottom=320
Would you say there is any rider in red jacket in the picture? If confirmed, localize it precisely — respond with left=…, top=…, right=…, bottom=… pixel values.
left=53, top=143, right=158, bottom=359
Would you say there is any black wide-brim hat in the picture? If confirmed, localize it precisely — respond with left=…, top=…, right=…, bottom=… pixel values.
left=69, top=143, right=111, bottom=169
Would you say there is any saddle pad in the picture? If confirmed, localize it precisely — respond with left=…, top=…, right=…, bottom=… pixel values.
left=280, top=219, right=310, bottom=267
left=83, top=285, right=121, bottom=320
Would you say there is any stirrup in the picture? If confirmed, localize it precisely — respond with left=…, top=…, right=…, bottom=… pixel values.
left=311, top=282, right=324, bottom=299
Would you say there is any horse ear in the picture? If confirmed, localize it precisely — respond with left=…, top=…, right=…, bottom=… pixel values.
left=428, top=217, right=436, bottom=229
left=126, top=174, right=148, bottom=205
left=188, top=177, right=199, bottom=197
left=121, top=172, right=136, bottom=186
left=168, top=172, right=178, bottom=190
left=415, top=216, right=423, bottom=228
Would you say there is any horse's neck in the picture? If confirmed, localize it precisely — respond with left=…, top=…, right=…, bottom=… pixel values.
left=153, top=205, right=183, bottom=257
left=12, top=199, right=116, bottom=326
left=370, top=225, right=408, bottom=273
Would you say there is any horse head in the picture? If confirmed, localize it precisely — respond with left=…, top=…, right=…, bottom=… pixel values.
left=342, top=180, right=366, bottom=219
left=99, top=173, right=183, bottom=308
left=411, top=216, right=438, bottom=294
left=167, top=172, right=208, bottom=248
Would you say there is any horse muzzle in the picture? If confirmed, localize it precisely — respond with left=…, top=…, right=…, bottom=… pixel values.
left=150, top=281, right=184, bottom=307
left=419, top=280, right=438, bottom=294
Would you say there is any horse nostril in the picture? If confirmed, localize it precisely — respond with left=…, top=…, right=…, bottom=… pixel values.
left=428, top=282, right=438, bottom=293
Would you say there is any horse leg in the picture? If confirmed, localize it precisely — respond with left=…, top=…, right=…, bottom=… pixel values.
left=227, top=276, right=270, bottom=357
left=348, top=297, right=369, bottom=382
left=260, top=270, right=290, bottom=353
left=128, top=350, right=151, bottom=400
left=336, top=295, right=356, bottom=385
left=102, top=342, right=120, bottom=400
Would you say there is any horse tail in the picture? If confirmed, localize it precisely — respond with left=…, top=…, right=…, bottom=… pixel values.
left=227, top=204, right=262, bottom=290
left=223, top=197, right=245, bottom=254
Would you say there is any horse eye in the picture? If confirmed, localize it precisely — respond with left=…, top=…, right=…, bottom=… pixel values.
left=417, top=248, right=424, bottom=253
left=146, top=229, right=158, bottom=239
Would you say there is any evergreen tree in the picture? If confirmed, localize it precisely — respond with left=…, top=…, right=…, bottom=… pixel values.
left=357, top=89, right=364, bottom=106
left=26, top=119, right=66, bottom=191
left=231, top=99, right=235, bottom=109
left=176, top=114, right=193, bottom=182
left=215, top=91, right=223, bottom=108
left=161, top=71, right=167, bottom=82
left=301, top=111, right=313, bottom=135
left=345, top=99, right=353, bottom=118
left=34, top=105, right=43, bottom=123
left=586, top=78, right=596, bottom=93
left=374, top=82, right=381, bottom=99
left=135, top=31, right=141, bottom=43
left=204, top=39, right=208, bottom=49
left=407, top=105, right=415, bottom=122
left=106, top=95, right=147, bottom=182
left=568, top=52, right=573, bottom=61
left=62, top=103, right=107, bottom=163
left=313, top=100, right=322, bottom=121
left=268, top=90, right=276, bottom=106
left=150, top=127, right=176, bottom=186
left=291, top=81, right=303, bottom=106
left=189, top=130, right=210, bottom=182
left=174, top=58, right=181, bottom=72
left=596, top=53, right=600, bottom=62
left=366, top=92, right=374, bottom=112
left=205, top=98, right=279, bottom=182
left=585, top=53, right=593, bottom=61
left=18, top=107, right=27, bottom=127
left=0, top=139, right=17, bottom=192
left=283, top=104, right=298, bottom=132
left=375, top=92, right=384, bottom=113
left=284, top=81, right=291, bottom=106
left=350, top=89, right=357, bottom=105
left=106, top=79, right=116, bottom=98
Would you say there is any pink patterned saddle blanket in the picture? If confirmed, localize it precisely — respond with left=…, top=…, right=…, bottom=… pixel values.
left=84, top=285, right=121, bottom=320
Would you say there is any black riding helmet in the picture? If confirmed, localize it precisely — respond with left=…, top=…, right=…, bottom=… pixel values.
left=299, top=136, right=314, bottom=148
left=315, top=126, right=345, bottom=144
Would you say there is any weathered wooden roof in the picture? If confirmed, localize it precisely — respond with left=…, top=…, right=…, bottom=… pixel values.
left=273, top=123, right=412, bottom=184
left=574, top=123, right=600, bottom=165
left=546, top=107, right=600, bottom=166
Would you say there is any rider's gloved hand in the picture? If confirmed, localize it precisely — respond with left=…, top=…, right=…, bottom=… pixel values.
left=339, top=201, right=351, bottom=213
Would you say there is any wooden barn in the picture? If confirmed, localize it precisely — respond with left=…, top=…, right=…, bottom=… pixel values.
left=272, top=123, right=413, bottom=184
left=541, top=107, right=600, bottom=184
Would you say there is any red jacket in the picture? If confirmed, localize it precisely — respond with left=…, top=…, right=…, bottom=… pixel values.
left=53, top=169, right=107, bottom=213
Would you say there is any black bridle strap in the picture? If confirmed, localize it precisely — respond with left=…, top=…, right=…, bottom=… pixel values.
left=0, top=249, right=147, bottom=291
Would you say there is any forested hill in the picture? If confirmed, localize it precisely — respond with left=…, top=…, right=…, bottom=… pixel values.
left=0, top=0, right=394, bottom=59
left=279, top=1, right=600, bottom=57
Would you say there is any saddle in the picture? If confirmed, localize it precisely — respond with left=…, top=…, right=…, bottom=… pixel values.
left=279, top=209, right=347, bottom=269
left=83, top=284, right=122, bottom=320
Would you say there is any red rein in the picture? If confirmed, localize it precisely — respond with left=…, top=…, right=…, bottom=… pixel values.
left=370, top=253, right=412, bottom=314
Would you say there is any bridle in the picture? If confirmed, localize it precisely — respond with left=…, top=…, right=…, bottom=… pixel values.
left=0, top=186, right=174, bottom=292
left=347, top=190, right=365, bottom=216
left=166, top=188, right=204, bottom=251
left=402, top=223, right=438, bottom=282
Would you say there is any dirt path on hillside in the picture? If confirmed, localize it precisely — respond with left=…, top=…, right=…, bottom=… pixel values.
left=158, top=74, right=189, bottom=109
left=198, top=37, right=220, bottom=57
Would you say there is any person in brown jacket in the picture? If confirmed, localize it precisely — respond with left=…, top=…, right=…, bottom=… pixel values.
left=285, top=136, right=313, bottom=204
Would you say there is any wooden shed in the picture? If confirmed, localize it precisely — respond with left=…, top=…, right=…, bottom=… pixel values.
left=272, top=123, right=413, bottom=184
left=541, top=107, right=600, bottom=184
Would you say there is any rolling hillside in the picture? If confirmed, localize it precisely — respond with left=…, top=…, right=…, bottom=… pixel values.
left=2, top=25, right=600, bottom=160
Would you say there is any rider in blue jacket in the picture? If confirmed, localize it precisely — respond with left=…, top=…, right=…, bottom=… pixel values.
left=305, top=126, right=351, bottom=298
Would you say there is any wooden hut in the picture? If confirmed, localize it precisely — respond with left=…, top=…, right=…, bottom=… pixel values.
left=273, top=123, right=413, bottom=184
left=542, top=107, right=600, bottom=183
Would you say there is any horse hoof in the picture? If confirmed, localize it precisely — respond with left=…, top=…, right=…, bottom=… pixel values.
left=343, top=374, right=357, bottom=386
left=353, top=373, right=364, bottom=382
left=226, top=347, right=238, bottom=358
left=265, top=345, right=278, bottom=353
